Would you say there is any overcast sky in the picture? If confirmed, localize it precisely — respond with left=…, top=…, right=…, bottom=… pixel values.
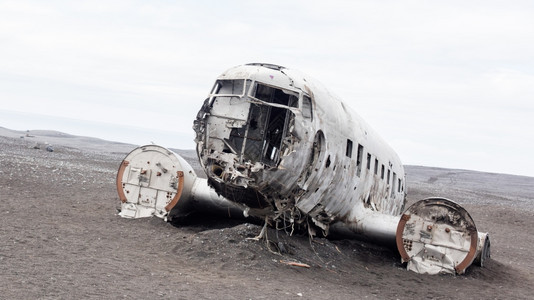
left=1, top=1, right=533, bottom=177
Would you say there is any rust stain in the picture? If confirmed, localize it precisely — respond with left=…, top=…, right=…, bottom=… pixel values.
left=165, top=171, right=184, bottom=212
left=116, top=160, right=129, bottom=203
left=455, top=230, right=478, bottom=274
left=396, top=213, right=411, bottom=262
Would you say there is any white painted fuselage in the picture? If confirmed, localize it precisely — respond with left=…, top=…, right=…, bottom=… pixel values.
left=194, top=63, right=405, bottom=235
left=117, top=63, right=489, bottom=275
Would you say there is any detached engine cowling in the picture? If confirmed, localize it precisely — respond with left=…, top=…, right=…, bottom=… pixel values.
left=396, top=198, right=491, bottom=274
left=116, top=145, right=244, bottom=221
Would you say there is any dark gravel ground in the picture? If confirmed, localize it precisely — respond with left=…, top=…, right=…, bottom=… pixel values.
left=1, top=128, right=533, bottom=299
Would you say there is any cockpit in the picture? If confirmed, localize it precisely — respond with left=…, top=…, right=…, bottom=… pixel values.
left=203, top=78, right=312, bottom=168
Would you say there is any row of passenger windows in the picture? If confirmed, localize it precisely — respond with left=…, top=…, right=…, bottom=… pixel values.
left=346, top=139, right=403, bottom=194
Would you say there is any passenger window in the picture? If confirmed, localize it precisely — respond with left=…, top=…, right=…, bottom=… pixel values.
left=356, top=144, right=364, bottom=177
left=302, top=95, right=313, bottom=119
left=381, top=164, right=385, bottom=179
left=398, top=179, right=402, bottom=192
left=346, top=139, right=353, bottom=158
left=387, top=169, right=391, bottom=184
left=366, top=153, right=371, bottom=170
left=374, top=158, right=378, bottom=175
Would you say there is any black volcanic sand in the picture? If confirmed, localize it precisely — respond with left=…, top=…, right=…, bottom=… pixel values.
left=1, top=128, right=533, bottom=299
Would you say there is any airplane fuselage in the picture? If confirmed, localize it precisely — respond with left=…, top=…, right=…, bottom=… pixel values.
left=117, top=63, right=490, bottom=275
left=194, top=63, right=405, bottom=232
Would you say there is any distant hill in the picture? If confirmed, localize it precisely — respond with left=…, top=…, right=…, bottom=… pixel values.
left=1, top=126, right=532, bottom=204
left=404, top=165, right=534, bottom=209
left=0, top=126, right=203, bottom=175
left=0, top=127, right=136, bottom=154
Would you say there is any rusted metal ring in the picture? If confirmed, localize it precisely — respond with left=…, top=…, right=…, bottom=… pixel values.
left=455, top=229, right=478, bottom=274
left=396, top=214, right=411, bottom=262
left=395, top=198, right=479, bottom=274
left=116, top=160, right=129, bottom=203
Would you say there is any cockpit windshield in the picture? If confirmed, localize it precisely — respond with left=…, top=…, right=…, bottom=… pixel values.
left=210, top=79, right=247, bottom=96
left=251, top=83, right=298, bottom=108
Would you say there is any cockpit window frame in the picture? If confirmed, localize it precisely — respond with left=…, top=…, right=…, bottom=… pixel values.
left=210, top=79, right=249, bottom=97
left=248, top=82, right=299, bottom=109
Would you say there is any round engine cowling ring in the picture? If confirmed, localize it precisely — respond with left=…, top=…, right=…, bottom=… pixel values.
left=116, top=145, right=196, bottom=219
left=396, top=197, right=478, bottom=275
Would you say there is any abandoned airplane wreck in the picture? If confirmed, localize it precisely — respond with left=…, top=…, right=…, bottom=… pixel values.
left=117, top=63, right=490, bottom=275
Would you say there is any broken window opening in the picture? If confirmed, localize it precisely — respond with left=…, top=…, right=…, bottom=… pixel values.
left=261, top=106, right=290, bottom=165
left=302, top=131, right=325, bottom=184
left=221, top=139, right=238, bottom=154
left=374, top=158, right=379, bottom=175
left=387, top=169, right=391, bottom=184
left=227, top=102, right=293, bottom=167
left=289, top=95, right=298, bottom=108
left=366, top=153, right=372, bottom=170
left=252, top=83, right=298, bottom=108
left=356, top=144, right=364, bottom=177
left=302, top=95, right=313, bottom=120
left=381, top=164, right=385, bottom=179
left=346, top=139, right=353, bottom=158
